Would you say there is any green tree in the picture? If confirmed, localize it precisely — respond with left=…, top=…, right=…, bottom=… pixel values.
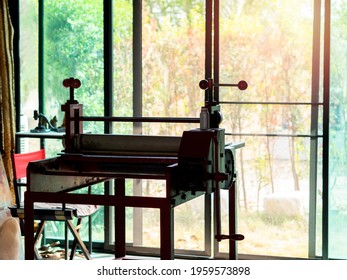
left=44, top=0, right=104, bottom=131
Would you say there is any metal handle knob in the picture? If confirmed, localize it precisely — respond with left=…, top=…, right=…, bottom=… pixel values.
left=63, top=77, right=81, bottom=89
left=62, top=77, right=81, bottom=102
left=199, top=78, right=248, bottom=91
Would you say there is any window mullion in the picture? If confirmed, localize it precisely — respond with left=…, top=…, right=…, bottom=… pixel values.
left=308, top=0, right=322, bottom=259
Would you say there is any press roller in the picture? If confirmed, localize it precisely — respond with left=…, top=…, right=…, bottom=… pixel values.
left=33, top=130, right=240, bottom=195
left=72, top=134, right=182, bottom=157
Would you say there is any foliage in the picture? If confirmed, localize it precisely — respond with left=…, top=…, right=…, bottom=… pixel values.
left=44, top=0, right=105, bottom=133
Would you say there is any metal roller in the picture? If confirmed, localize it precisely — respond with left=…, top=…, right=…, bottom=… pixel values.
left=73, top=134, right=182, bottom=157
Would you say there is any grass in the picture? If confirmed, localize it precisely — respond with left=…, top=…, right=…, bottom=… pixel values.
left=230, top=211, right=308, bottom=258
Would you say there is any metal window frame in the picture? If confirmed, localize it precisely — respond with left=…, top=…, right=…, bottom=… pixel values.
left=12, top=0, right=332, bottom=260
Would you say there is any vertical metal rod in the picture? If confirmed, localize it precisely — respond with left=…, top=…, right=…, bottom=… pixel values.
left=213, top=0, right=219, bottom=102
left=103, top=0, right=114, bottom=253
left=38, top=0, right=45, bottom=149
left=69, top=86, right=74, bottom=101
left=229, top=181, right=237, bottom=259
left=322, top=0, right=331, bottom=260
left=64, top=221, right=68, bottom=260
left=205, top=2, right=214, bottom=257
left=133, top=0, right=144, bottom=248
left=308, top=0, right=321, bottom=259
left=214, top=187, right=221, bottom=240
left=38, top=0, right=44, bottom=114
left=133, top=0, right=142, bottom=131
left=205, top=0, right=213, bottom=103
left=104, top=0, right=114, bottom=134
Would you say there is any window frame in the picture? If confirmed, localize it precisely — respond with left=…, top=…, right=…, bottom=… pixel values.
left=11, top=0, right=333, bottom=260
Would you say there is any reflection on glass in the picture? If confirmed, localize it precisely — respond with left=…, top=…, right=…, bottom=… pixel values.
left=43, top=0, right=104, bottom=134
left=20, top=0, right=39, bottom=151
left=219, top=0, right=314, bottom=258
left=329, top=0, right=347, bottom=259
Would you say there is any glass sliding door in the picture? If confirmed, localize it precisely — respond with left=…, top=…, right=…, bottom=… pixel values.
left=109, top=0, right=209, bottom=257
left=218, top=0, right=316, bottom=258
left=328, top=0, right=347, bottom=259
left=140, top=0, right=207, bottom=255
left=41, top=0, right=105, bottom=242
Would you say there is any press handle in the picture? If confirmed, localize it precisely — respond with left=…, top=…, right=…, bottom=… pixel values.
left=199, top=78, right=248, bottom=91
left=62, top=77, right=81, bottom=101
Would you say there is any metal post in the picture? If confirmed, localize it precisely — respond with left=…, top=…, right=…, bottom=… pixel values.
left=205, top=0, right=213, bottom=104
left=322, top=0, right=331, bottom=260
left=308, top=0, right=322, bottom=259
left=133, top=0, right=144, bottom=248
left=104, top=0, right=113, bottom=134
left=213, top=0, right=219, bottom=102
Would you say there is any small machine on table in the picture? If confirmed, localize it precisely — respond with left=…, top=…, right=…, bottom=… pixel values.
left=24, top=77, right=246, bottom=260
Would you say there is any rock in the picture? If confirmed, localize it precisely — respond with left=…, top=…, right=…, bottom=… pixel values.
left=263, top=191, right=305, bottom=218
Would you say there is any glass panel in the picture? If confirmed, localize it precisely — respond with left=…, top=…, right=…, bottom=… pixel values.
left=329, top=0, right=347, bottom=259
left=110, top=1, right=207, bottom=254
left=42, top=0, right=104, bottom=242
left=218, top=136, right=310, bottom=257
left=113, top=0, right=133, bottom=134
left=218, top=0, right=315, bottom=258
left=123, top=180, right=206, bottom=252
left=43, top=0, right=104, bottom=135
left=315, top=138, right=323, bottom=257
left=219, top=0, right=314, bottom=103
left=222, top=104, right=313, bottom=136
left=175, top=196, right=205, bottom=251
left=19, top=0, right=40, bottom=152
left=142, top=0, right=205, bottom=120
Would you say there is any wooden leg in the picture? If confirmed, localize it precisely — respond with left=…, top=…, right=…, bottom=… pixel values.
left=24, top=192, right=35, bottom=260
left=65, top=221, right=69, bottom=260
left=114, top=179, right=126, bottom=259
left=160, top=201, right=174, bottom=260
left=33, top=221, right=46, bottom=260
left=69, top=218, right=83, bottom=260
left=66, top=220, right=92, bottom=260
